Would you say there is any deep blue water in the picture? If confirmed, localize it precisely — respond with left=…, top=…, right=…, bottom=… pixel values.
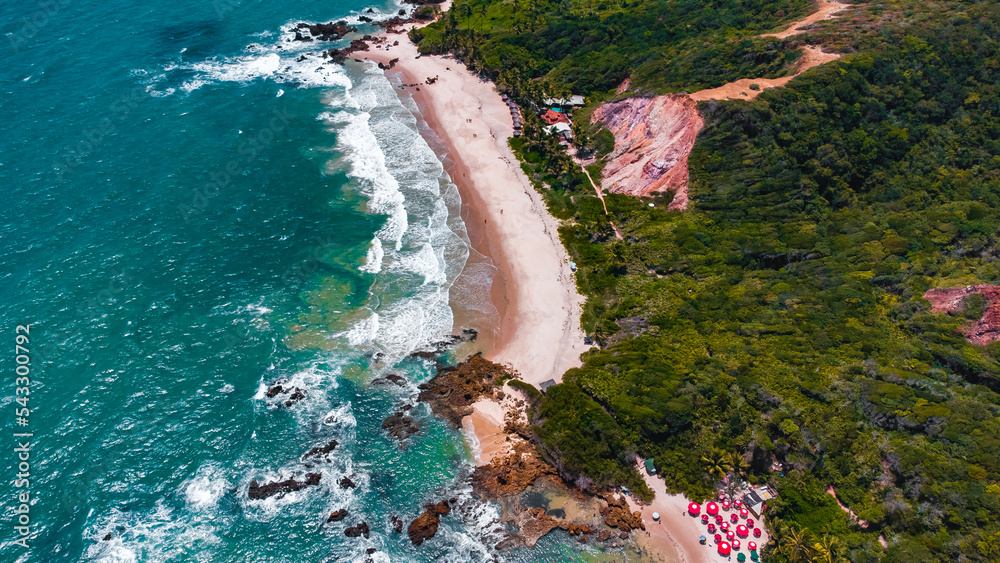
left=0, top=0, right=601, bottom=560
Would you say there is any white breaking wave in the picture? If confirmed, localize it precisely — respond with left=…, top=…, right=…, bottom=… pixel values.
left=320, top=64, right=473, bottom=363
left=359, top=236, right=384, bottom=274
left=182, top=464, right=230, bottom=511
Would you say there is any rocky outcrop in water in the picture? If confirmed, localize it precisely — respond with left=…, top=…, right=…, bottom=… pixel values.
left=496, top=507, right=561, bottom=550
left=382, top=409, right=420, bottom=442
left=372, top=373, right=407, bottom=386
left=302, top=439, right=338, bottom=461
left=327, top=508, right=349, bottom=522
left=407, top=500, right=451, bottom=546
left=417, top=354, right=509, bottom=426
left=247, top=473, right=321, bottom=499
left=325, top=39, right=371, bottom=64
left=294, top=21, right=355, bottom=42
left=924, top=285, right=1000, bottom=346
left=592, top=95, right=704, bottom=210
left=344, top=521, right=370, bottom=538
left=472, top=441, right=557, bottom=499
left=338, top=476, right=357, bottom=489
left=266, top=380, right=307, bottom=407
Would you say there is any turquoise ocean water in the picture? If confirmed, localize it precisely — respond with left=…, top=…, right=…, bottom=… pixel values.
left=0, top=0, right=593, bottom=560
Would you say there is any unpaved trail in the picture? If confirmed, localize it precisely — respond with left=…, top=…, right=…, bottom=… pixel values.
left=690, top=45, right=843, bottom=101
left=692, top=0, right=851, bottom=100
left=580, top=165, right=624, bottom=240
left=763, top=0, right=850, bottom=39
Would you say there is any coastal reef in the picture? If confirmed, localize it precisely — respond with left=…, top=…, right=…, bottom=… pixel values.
left=591, top=95, right=703, bottom=210
left=247, top=473, right=321, bottom=500
left=417, top=354, right=510, bottom=426
left=293, top=21, right=355, bottom=42
left=472, top=441, right=556, bottom=499
left=407, top=500, right=452, bottom=546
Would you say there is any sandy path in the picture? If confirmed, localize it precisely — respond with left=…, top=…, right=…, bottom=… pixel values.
left=358, top=37, right=587, bottom=388
left=690, top=45, right=842, bottom=101
left=763, top=0, right=850, bottom=38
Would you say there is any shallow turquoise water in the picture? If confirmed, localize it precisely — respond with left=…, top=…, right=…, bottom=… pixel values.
left=0, top=0, right=599, bottom=561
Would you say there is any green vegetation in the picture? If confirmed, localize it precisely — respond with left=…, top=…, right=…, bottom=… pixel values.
left=416, top=0, right=1000, bottom=559
left=412, top=0, right=813, bottom=97
left=526, top=2, right=1000, bottom=560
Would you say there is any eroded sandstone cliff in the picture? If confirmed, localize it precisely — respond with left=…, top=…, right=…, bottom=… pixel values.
left=591, top=95, right=704, bottom=210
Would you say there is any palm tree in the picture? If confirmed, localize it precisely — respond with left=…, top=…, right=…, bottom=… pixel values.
left=780, top=527, right=815, bottom=563
left=813, top=535, right=847, bottom=563
left=726, top=451, right=750, bottom=475
left=701, top=448, right=733, bottom=481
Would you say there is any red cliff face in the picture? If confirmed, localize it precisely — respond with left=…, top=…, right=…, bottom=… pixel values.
left=924, top=285, right=1000, bottom=346
left=591, top=95, right=704, bottom=210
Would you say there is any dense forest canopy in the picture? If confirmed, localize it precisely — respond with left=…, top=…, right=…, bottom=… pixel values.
left=413, top=0, right=813, bottom=95
left=417, top=0, right=1000, bottom=560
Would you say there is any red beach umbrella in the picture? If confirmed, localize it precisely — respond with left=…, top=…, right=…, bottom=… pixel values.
left=688, top=502, right=701, bottom=516
left=733, top=539, right=741, bottom=550
left=701, top=514, right=709, bottom=524
left=736, top=525, right=749, bottom=537
left=706, top=501, right=719, bottom=516
left=721, top=522, right=730, bottom=532
left=707, top=523, right=716, bottom=534
left=715, top=515, right=724, bottom=524
left=735, top=499, right=743, bottom=508
left=727, top=530, right=736, bottom=541
left=747, top=518, right=755, bottom=528
left=740, top=507, right=749, bottom=519
left=714, top=533, right=722, bottom=544
left=722, top=499, right=731, bottom=511
left=730, top=513, right=739, bottom=524
left=718, top=541, right=732, bottom=556
left=749, top=541, right=758, bottom=551
left=753, top=528, right=762, bottom=538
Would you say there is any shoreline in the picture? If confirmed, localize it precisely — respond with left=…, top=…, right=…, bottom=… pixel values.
left=356, top=35, right=587, bottom=388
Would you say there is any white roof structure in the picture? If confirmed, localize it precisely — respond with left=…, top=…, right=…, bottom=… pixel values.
left=545, top=122, right=572, bottom=134
left=544, top=95, right=586, bottom=106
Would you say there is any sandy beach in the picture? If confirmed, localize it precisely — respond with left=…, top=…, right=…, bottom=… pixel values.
left=358, top=36, right=586, bottom=391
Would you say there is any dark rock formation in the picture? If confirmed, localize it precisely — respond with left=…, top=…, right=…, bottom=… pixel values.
left=344, top=521, right=370, bottom=538
left=294, top=21, right=356, bottom=41
left=325, top=39, right=372, bottom=64
left=417, top=354, right=510, bottom=427
left=408, top=329, right=479, bottom=360
left=381, top=410, right=420, bottom=441
left=302, top=439, right=339, bottom=461
left=339, top=476, right=357, bottom=489
left=472, top=442, right=557, bottom=499
left=265, top=380, right=307, bottom=407
left=285, top=389, right=306, bottom=407
left=407, top=500, right=451, bottom=546
left=390, top=514, right=404, bottom=533
left=600, top=493, right=645, bottom=532
left=327, top=508, right=349, bottom=522
left=247, top=473, right=321, bottom=499
left=372, top=373, right=406, bottom=386
left=496, top=507, right=561, bottom=550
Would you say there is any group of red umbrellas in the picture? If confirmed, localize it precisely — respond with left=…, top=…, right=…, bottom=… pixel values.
left=688, top=500, right=762, bottom=557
